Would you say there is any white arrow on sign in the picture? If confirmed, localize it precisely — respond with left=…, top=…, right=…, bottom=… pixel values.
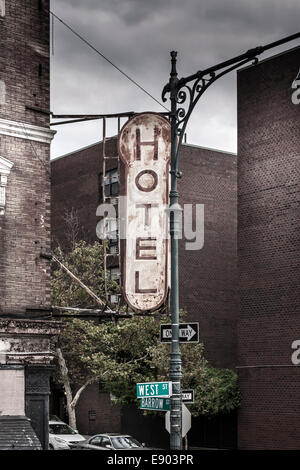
left=165, top=403, right=191, bottom=437
left=162, top=325, right=196, bottom=342
left=180, top=325, right=196, bottom=341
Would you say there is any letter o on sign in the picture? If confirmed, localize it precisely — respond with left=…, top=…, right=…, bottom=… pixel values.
left=135, top=169, right=158, bottom=192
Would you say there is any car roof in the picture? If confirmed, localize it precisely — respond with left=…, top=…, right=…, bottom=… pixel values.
left=92, top=434, right=131, bottom=437
left=49, top=415, right=64, bottom=422
left=49, top=420, right=70, bottom=425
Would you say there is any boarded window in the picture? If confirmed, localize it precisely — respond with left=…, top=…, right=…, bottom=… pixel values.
left=0, top=1, right=5, bottom=18
left=0, top=370, right=25, bottom=415
left=99, top=169, right=119, bottom=202
left=0, top=81, right=6, bottom=105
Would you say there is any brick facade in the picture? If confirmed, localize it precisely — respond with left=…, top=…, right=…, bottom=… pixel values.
left=0, top=0, right=53, bottom=315
left=76, top=384, right=121, bottom=436
left=0, top=1, right=59, bottom=450
left=178, top=145, right=237, bottom=368
left=0, top=0, right=50, bottom=128
left=237, top=46, right=300, bottom=449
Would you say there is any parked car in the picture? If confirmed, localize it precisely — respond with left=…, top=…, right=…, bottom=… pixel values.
left=73, top=433, right=152, bottom=450
left=49, top=419, right=86, bottom=450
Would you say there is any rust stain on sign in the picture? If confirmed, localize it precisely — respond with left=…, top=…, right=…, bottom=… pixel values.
left=118, top=113, right=171, bottom=312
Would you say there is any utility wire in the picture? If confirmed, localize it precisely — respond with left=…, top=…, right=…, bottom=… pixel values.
left=20, top=123, right=51, bottom=177
left=49, top=11, right=170, bottom=112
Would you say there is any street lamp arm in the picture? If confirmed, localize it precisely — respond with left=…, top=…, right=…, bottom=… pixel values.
left=176, top=46, right=264, bottom=90
left=163, top=32, right=300, bottom=101
left=162, top=32, right=300, bottom=170
left=173, top=55, right=253, bottom=168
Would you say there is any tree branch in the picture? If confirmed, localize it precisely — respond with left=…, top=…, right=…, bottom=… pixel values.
left=71, top=376, right=99, bottom=409
left=52, top=254, right=114, bottom=313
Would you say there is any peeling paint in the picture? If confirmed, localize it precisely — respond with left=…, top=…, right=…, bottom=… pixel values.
left=118, top=113, right=171, bottom=311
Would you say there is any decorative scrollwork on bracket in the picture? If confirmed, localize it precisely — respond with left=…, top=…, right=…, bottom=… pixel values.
left=162, top=50, right=263, bottom=173
left=174, top=84, right=194, bottom=130
left=177, top=89, right=187, bottom=104
left=174, top=76, right=210, bottom=142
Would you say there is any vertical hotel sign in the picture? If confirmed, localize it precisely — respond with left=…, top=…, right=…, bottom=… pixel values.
left=118, top=113, right=171, bottom=311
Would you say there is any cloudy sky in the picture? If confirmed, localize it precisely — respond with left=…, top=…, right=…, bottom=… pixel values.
left=50, top=0, right=300, bottom=159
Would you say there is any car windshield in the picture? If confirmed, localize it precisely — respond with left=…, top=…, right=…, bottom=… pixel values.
left=111, top=436, right=141, bottom=449
left=49, top=423, right=77, bottom=435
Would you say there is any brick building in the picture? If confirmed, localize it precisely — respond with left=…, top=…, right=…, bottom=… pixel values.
left=51, top=137, right=238, bottom=445
left=237, top=46, right=300, bottom=449
left=0, top=0, right=59, bottom=449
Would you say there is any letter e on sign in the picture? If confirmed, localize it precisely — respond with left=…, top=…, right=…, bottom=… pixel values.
left=118, top=113, right=171, bottom=311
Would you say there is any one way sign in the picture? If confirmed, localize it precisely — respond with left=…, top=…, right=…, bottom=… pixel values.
left=160, top=323, right=199, bottom=343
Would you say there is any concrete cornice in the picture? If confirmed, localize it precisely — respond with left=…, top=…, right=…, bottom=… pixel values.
left=0, top=156, right=14, bottom=175
left=0, top=117, right=56, bottom=144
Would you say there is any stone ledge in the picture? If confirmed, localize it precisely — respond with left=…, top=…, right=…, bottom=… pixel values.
left=0, top=318, right=60, bottom=365
left=0, top=318, right=61, bottom=335
left=0, top=117, right=56, bottom=144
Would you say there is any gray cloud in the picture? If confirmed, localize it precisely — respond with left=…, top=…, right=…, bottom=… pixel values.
left=50, top=0, right=300, bottom=158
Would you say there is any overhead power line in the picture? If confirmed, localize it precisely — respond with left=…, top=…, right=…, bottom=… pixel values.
left=49, top=11, right=170, bottom=112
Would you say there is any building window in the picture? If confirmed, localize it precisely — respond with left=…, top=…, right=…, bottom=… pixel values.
left=108, top=268, right=120, bottom=305
left=108, top=243, right=118, bottom=255
left=99, top=169, right=118, bottom=202
left=109, top=267, right=120, bottom=283
left=0, top=1, right=5, bottom=18
left=0, top=80, right=6, bottom=105
left=0, top=156, right=14, bottom=215
left=88, top=410, right=96, bottom=421
left=96, top=217, right=118, bottom=242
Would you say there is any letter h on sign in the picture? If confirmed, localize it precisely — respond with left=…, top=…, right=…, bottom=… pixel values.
left=136, top=127, right=159, bottom=160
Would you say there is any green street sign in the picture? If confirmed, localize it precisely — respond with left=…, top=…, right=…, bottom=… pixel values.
left=136, top=381, right=172, bottom=398
left=140, top=397, right=170, bottom=411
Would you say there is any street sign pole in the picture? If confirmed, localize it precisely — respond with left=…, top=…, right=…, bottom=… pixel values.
left=168, top=51, right=183, bottom=451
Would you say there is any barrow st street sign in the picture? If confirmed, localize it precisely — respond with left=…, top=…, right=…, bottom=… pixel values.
left=118, top=113, right=171, bottom=312
left=160, top=323, right=199, bottom=343
left=139, top=397, right=170, bottom=411
left=182, top=390, right=194, bottom=403
left=137, top=381, right=172, bottom=399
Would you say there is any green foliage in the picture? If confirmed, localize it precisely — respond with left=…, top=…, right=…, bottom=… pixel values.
left=52, top=241, right=240, bottom=416
left=51, top=240, right=119, bottom=308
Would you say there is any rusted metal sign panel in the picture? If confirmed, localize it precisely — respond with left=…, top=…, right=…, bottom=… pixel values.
left=118, top=113, right=171, bottom=311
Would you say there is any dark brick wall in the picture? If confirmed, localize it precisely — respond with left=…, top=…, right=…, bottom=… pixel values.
left=76, top=383, right=121, bottom=436
left=0, top=0, right=50, bottom=127
left=0, top=0, right=52, bottom=314
left=51, top=138, right=119, bottom=250
left=178, top=145, right=237, bottom=368
left=237, top=46, right=300, bottom=449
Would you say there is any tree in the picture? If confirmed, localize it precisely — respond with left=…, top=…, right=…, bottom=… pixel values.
left=51, top=240, right=120, bottom=428
left=51, top=241, right=240, bottom=428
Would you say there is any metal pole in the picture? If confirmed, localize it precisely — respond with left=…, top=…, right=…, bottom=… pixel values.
left=169, top=51, right=183, bottom=451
